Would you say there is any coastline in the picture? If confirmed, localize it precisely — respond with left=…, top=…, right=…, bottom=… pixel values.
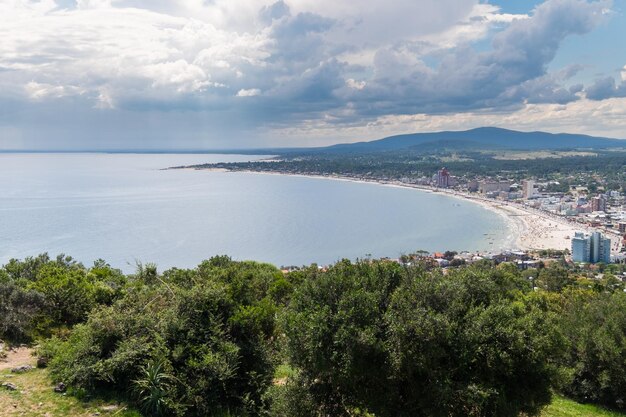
left=191, top=167, right=617, bottom=253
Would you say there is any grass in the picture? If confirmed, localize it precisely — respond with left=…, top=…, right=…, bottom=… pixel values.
left=2, top=362, right=625, bottom=416
left=540, top=395, right=626, bottom=417
left=0, top=367, right=141, bottom=417
left=274, top=363, right=296, bottom=380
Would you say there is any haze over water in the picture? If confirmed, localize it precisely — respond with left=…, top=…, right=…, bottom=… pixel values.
left=0, top=154, right=512, bottom=271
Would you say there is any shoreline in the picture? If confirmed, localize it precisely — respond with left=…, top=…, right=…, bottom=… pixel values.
left=190, top=167, right=619, bottom=254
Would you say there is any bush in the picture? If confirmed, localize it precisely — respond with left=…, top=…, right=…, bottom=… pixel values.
left=0, top=255, right=127, bottom=340
left=45, top=257, right=281, bottom=416
left=283, top=260, right=562, bottom=417
left=0, top=282, right=46, bottom=343
left=28, top=264, right=96, bottom=326
left=268, top=374, right=319, bottom=417
left=17, top=253, right=626, bottom=415
left=558, top=290, right=626, bottom=409
left=386, top=277, right=561, bottom=417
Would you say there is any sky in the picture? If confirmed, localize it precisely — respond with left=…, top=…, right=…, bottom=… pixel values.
left=1, top=0, right=626, bottom=150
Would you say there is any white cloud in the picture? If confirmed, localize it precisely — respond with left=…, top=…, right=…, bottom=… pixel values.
left=0, top=0, right=493, bottom=98
left=25, top=81, right=83, bottom=100
left=291, top=0, right=477, bottom=46
left=345, top=79, right=366, bottom=90
left=141, top=60, right=211, bottom=93
left=0, top=3, right=267, bottom=104
left=419, top=4, right=529, bottom=50
left=76, top=0, right=112, bottom=9
left=237, top=88, right=261, bottom=97
left=96, top=89, right=115, bottom=109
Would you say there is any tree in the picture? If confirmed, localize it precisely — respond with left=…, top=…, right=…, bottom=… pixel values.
left=282, top=260, right=560, bottom=416
left=28, top=264, right=96, bottom=326
left=443, top=251, right=458, bottom=261
left=558, top=291, right=626, bottom=409
left=537, top=265, right=574, bottom=292
left=283, top=259, right=402, bottom=416
left=385, top=275, right=560, bottom=417
left=0, top=283, right=46, bottom=343
left=45, top=259, right=282, bottom=416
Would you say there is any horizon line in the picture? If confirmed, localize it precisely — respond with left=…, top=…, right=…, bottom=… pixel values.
left=2, top=126, right=625, bottom=154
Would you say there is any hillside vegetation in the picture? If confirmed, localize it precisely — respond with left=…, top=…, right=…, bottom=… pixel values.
left=300, top=127, right=625, bottom=153
left=3, top=254, right=626, bottom=416
left=2, top=364, right=622, bottom=417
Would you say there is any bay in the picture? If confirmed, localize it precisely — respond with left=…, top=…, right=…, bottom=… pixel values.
left=0, top=153, right=513, bottom=271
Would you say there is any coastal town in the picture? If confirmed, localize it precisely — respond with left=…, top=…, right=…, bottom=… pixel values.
left=382, top=166, right=626, bottom=264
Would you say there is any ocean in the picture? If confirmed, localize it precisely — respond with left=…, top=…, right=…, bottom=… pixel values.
left=0, top=153, right=513, bottom=271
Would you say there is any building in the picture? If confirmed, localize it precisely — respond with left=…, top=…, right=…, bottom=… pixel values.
left=591, top=232, right=611, bottom=264
left=591, top=195, right=607, bottom=212
left=571, top=232, right=591, bottom=263
left=619, top=222, right=626, bottom=234
left=435, top=167, right=450, bottom=188
left=479, top=181, right=511, bottom=195
left=498, top=191, right=511, bottom=200
left=571, top=231, right=611, bottom=263
left=522, top=180, right=536, bottom=199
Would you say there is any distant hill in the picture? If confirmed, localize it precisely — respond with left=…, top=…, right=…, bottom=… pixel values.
left=306, top=127, right=625, bottom=153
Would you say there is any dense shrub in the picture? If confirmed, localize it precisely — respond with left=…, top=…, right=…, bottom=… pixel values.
left=558, top=290, right=626, bottom=409
left=385, top=276, right=561, bottom=417
left=44, top=257, right=284, bottom=416
left=8, top=253, right=626, bottom=416
left=0, top=254, right=127, bottom=340
left=537, top=265, right=576, bottom=292
left=28, top=264, right=97, bottom=326
left=0, top=282, right=46, bottom=343
left=282, top=260, right=562, bottom=417
left=2, top=253, right=55, bottom=282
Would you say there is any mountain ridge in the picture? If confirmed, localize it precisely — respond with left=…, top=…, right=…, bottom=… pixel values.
left=306, top=127, right=626, bottom=153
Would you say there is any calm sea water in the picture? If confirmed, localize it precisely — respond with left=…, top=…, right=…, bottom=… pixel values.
left=0, top=153, right=512, bottom=271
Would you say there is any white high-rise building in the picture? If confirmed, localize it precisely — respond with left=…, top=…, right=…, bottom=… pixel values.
left=522, top=180, right=536, bottom=199
left=571, top=231, right=611, bottom=263
left=571, top=232, right=591, bottom=263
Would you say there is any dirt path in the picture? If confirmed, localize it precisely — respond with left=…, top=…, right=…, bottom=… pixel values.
left=0, top=346, right=35, bottom=371
left=1, top=345, right=136, bottom=417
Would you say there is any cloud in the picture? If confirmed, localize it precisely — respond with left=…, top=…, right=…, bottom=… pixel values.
left=0, top=0, right=619, bottom=149
left=267, top=98, right=626, bottom=147
left=321, top=0, right=610, bottom=123
left=25, top=81, right=83, bottom=100
left=0, top=2, right=269, bottom=107
left=259, top=0, right=290, bottom=24
left=586, top=76, right=626, bottom=100
left=237, top=88, right=261, bottom=97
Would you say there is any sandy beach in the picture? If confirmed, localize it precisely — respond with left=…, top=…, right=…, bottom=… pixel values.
left=439, top=191, right=622, bottom=253
left=459, top=197, right=581, bottom=252
left=391, top=187, right=586, bottom=252
left=193, top=168, right=622, bottom=254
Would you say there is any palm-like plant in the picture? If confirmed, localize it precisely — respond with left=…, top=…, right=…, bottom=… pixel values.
left=132, top=359, right=175, bottom=416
